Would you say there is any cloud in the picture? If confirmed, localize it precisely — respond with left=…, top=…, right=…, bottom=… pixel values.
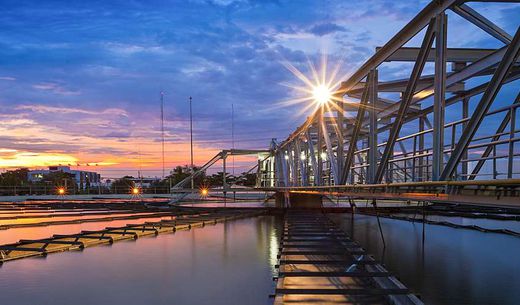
left=0, top=76, right=16, bottom=81
left=16, top=104, right=128, bottom=117
left=0, top=0, right=517, bottom=176
left=308, top=23, right=348, bottom=36
left=32, top=82, right=81, bottom=96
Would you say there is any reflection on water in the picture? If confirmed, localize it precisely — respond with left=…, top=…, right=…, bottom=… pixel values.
left=0, top=216, right=282, bottom=305
left=0, top=216, right=177, bottom=245
left=331, top=213, right=520, bottom=305
left=2, top=211, right=518, bottom=305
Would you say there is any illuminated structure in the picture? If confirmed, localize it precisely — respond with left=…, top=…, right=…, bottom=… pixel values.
left=28, top=166, right=101, bottom=187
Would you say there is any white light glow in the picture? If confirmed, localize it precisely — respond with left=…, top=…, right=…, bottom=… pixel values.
left=313, top=84, right=332, bottom=105
left=320, top=152, right=327, bottom=160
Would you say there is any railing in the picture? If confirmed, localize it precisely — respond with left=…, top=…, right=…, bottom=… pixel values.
left=0, top=186, right=173, bottom=196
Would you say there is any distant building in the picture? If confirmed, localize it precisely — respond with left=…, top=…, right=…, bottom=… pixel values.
left=128, top=177, right=160, bottom=188
left=28, top=166, right=101, bottom=187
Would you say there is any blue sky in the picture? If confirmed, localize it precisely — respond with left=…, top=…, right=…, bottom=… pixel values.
left=0, top=0, right=518, bottom=177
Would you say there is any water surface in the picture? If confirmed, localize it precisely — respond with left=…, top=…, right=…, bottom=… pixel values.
left=0, top=215, right=281, bottom=305
left=332, top=213, right=520, bottom=305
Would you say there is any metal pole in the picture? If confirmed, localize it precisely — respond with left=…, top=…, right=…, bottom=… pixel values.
left=232, top=104, right=235, bottom=176
left=368, top=69, right=378, bottom=184
left=433, top=12, right=447, bottom=181
left=189, top=96, right=194, bottom=189
left=317, top=108, right=323, bottom=186
left=462, top=98, right=469, bottom=180
left=160, top=92, right=165, bottom=179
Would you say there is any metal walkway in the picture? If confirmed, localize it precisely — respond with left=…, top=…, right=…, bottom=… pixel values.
left=0, top=208, right=264, bottom=263
left=273, top=212, right=422, bottom=305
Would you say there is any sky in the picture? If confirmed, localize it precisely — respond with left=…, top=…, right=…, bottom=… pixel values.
left=0, top=0, right=518, bottom=179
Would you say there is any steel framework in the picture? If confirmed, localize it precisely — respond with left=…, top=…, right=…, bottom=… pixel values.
left=258, top=0, right=520, bottom=206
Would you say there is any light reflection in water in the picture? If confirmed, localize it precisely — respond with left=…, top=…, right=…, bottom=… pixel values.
left=331, top=213, right=520, bottom=305
left=0, top=216, right=282, bottom=305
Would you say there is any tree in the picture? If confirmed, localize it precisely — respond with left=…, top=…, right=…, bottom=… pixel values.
left=236, top=172, right=257, bottom=187
left=162, top=165, right=206, bottom=187
left=0, top=168, right=29, bottom=186
left=110, top=176, right=135, bottom=193
left=205, top=172, right=235, bottom=187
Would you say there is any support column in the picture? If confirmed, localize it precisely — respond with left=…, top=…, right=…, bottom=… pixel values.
left=336, top=94, right=345, bottom=183
left=223, top=154, right=227, bottom=193
left=418, top=116, right=425, bottom=181
left=317, top=110, right=324, bottom=186
left=368, top=69, right=378, bottom=184
left=462, top=97, right=469, bottom=180
left=306, top=131, right=318, bottom=185
left=433, top=12, right=447, bottom=181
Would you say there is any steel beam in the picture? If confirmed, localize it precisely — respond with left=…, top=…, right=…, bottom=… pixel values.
left=321, top=118, right=339, bottom=184
left=372, top=44, right=516, bottom=123
left=340, top=82, right=370, bottom=184
left=452, top=4, right=512, bottom=44
left=433, top=12, right=448, bottom=181
left=317, top=109, right=324, bottom=186
left=306, top=131, right=318, bottom=185
left=368, top=69, right=378, bottom=183
left=440, top=27, right=520, bottom=180
left=376, top=46, right=498, bottom=62
left=350, top=76, right=465, bottom=94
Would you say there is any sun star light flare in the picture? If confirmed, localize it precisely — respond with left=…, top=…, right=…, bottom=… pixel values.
left=277, top=54, right=356, bottom=119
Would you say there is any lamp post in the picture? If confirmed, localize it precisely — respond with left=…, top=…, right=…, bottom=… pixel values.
left=189, top=96, right=194, bottom=189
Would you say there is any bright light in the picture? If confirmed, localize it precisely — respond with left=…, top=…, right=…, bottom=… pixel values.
left=132, top=187, right=140, bottom=195
left=57, top=188, right=65, bottom=195
left=200, top=188, right=209, bottom=196
left=313, top=84, right=332, bottom=105
left=300, top=152, right=306, bottom=160
left=277, top=54, right=349, bottom=120
left=320, top=152, right=327, bottom=160
left=284, top=154, right=289, bottom=160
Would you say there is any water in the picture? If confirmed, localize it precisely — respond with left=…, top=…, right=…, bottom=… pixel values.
left=1, top=212, right=519, bottom=305
left=0, top=215, right=282, bottom=305
left=331, top=213, right=520, bottom=305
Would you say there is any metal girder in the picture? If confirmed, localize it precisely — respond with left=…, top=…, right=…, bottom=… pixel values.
left=317, top=108, right=324, bottom=186
left=321, top=119, right=339, bottom=184
left=350, top=76, right=465, bottom=93
left=295, top=139, right=307, bottom=185
left=400, top=70, right=520, bottom=127
left=375, top=19, right=436, bottom=183
left=468, top=92, right=520, bottom=179
left=340, top=82, right=370, bottom=184
left=368, top=69, right=378, bottom=184
left=371, top=43, right=515, bottom=122
left=305, top=131, right=318, bottom=185
left=452, top=4, right=512, bottom=44
left=338, top=0, right=458, bottom=95
left=376, top=46, right=499, bottom=62
left=440, top=26, right=520, bottom=180
left=433, top=12, right=448, bottom=181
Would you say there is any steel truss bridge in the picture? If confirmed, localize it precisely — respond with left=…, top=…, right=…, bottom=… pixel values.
left=255, top=0, right=520, bottom=207
left=174, top=0, right=520, bottom=208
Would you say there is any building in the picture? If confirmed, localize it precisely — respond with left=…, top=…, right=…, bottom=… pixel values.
left=28, top=166, right=101, bottom=187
